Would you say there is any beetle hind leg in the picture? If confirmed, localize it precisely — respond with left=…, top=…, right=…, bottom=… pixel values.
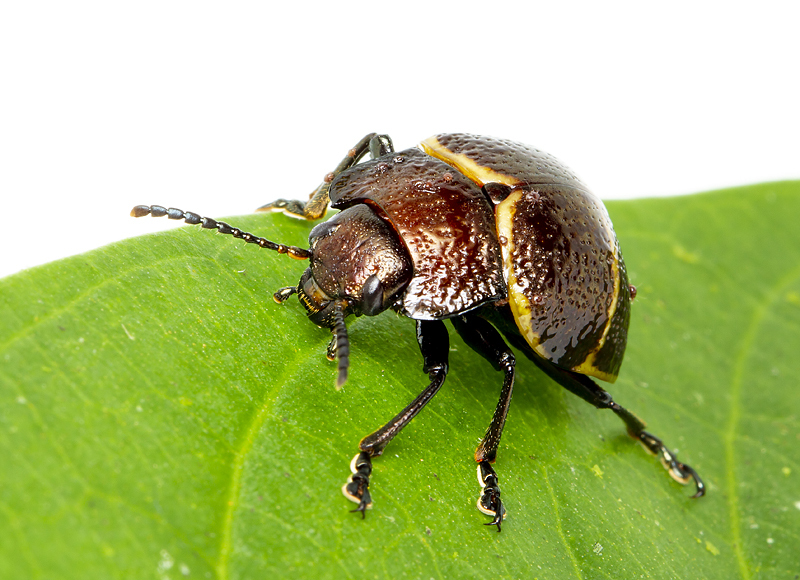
left=257, top=133, right=394, bottom=220
left=601, top=394, right=705, bottom=497
left=530, top=356, right=706, bottom=498
left=635, top=430, right=705, bottom=497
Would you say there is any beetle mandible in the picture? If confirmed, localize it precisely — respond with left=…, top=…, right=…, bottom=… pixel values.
left=132, top=133, right=705, bottom=531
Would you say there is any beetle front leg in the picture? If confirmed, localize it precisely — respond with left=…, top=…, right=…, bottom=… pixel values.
left=342, top=320, right=449, bottom=517
left=452, top=314, right=515, bottom=531
left=257, top=133, right=394, bottom=220
left=531, top=356, right=705, bottom=498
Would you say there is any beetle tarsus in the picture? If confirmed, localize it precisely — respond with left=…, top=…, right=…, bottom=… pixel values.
left=524, top=357, right=707, bottom=501
left=256, top=133, right=392, bottom=221
left=637, top=431, right=706, bottom=497
left=256, top=198, right=314, bottom=219
left=477, top=461, right=505, bottom=531
left=342, top=452, right=373, bottom=518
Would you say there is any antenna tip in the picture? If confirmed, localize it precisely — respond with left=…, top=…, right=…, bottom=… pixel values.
left=131, top=205, right=151, bottom=218
left=336, top=367, right=348, bottom=390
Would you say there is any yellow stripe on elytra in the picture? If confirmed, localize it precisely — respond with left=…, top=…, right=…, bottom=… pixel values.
left=571, top=239, right=621, bottom=383
left=496, top=191, right=542, bottom=353
left=497, top=189, right=620, bottom=382
left=429, top=135, right=621, bottom=381
left=421, top=136, right=521, bottom=187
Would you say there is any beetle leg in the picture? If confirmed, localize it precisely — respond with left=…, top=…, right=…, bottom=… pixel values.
left=477, top=461, right=506, bottom=529
left=342, top=451, right=373, bottom=517
left=451, top=314, right=515, bottom=531
left=342, top=320, right=449, bottom=517
left=530, top=356, right=706, bottom=498
left=634, top=430, right=705, bottom=495
left=257, top=133, right=394, bottom=220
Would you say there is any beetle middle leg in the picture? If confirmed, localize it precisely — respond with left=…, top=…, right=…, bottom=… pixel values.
left=530, top=356, right=706, bottom=498
left=451, top=314, right=516, bottom=531
left=342, top=319, right=449, bottom=517
left=257, top=133, right=395, bottom=220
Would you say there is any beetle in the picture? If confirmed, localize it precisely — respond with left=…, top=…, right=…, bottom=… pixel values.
left=131, top=132, right=705, bottom=531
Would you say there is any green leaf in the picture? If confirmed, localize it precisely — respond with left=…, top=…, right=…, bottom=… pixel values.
left=2, top=182, right=799, bottom=579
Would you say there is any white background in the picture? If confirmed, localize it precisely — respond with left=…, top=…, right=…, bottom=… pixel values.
left=1, top=2, right=798, bottom=279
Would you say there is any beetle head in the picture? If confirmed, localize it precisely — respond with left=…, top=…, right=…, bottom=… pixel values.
left=293, top=204, right=412, bottom=386
left=130, top=202, right=411, bottom=388
left=299, top=204, right=412, bottom=320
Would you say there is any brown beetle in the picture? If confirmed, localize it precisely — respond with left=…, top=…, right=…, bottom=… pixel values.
left=132, top=133, right=705, bottom=531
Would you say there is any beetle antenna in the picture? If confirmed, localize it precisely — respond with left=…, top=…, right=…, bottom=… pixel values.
left=332, top=301, right=350, bottom=388
left=131, top=205, right=311, bottom=259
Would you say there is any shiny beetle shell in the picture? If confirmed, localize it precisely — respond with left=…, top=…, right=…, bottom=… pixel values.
left=330, top=133, right=631, bottom=382
left=423, top=134, right=631, bottom=382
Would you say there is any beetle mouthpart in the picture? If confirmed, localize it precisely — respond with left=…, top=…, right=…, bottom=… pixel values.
left=332, top=301, right=350, bottom=389
left=326, top=337, right=337, bottom=361
left=130, top=205, right=311, bottom=259
left=273, top=286, right=298, bottom=304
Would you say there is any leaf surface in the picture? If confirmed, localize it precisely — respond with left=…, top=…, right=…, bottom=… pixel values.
left=1, top=182, right=799, bottom=579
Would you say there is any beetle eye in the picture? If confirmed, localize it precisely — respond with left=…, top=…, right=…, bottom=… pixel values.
left=360, top=274, right=385, bottom=316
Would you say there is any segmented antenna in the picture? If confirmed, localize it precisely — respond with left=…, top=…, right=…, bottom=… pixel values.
left=131, top=205, right=311, bottom=259
left=332, top=300, right=350, bottom=388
